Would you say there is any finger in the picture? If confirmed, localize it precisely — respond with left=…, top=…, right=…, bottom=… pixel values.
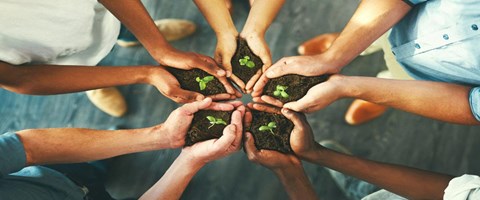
left=251, top=103, right=282, bottom=114
left=230, top=110, right=244, bottom=149
left=227, top=101, right=244, bottom=108
left=195, top=56, right=227, bottom=77
left=229, top=75, right=246, bottom=93
left=216, top=77, right=236, bottom=94
left=179, top=97, right=212, bottom=115
left=208, top=93, right=235, bottom=101
left=235, top=105, right=246, bottom=118
left=281, top=108, right=307, bottom=127
left=244, top=107, right=253, bottom=128
left=283, top=94, right=317, bottom=112
left=213, top=124, right=237, bottom=149
left=222, top=52, right=235, bottom=78
left=260, top=95, right=284, bottom=108
left=245, top=69, right=263, bottom=93
left=204, top=101, right=235, bottom=111
left=252, top=74, right=269, bottom=97
left=265, top=57, right=297, bottom=78
left=244, top=132, right=259, bottom=160
left=252, top=97, right=266, bottom=104
left=171, top=89, right=206, bottom=104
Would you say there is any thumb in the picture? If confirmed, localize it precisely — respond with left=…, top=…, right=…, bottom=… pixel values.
left=170, top=88, right=205, bottom=104
left=213, top=124, right=237, bottom=150
left=281, top=108, right=305, bottom=127
left=179, top=97, right=212, bottom=115
left=265, top=59, right=295, bottom=79
left=244, top=132, right=259, bottom=155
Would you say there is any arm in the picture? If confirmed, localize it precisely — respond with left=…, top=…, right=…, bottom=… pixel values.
left=140, top=105, right=245, bottom=200
left=16, top=98, right=237, bottom=165
left=99, top=0, right=226, bottom=78
left=280, top=75, right=480, bottom=125
left=252, top=0, right=412, bottom=95
left=241, top=0, right=285, bottom=91
left=243, top=104, right=317, bottom=200
left=278, top=106, right=454, bottom=200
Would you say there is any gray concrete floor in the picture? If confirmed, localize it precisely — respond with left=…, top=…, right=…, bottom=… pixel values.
left=1, top=0, right=480, bottom=199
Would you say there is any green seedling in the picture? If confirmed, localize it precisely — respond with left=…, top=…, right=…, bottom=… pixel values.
left=239, top=56, right=255, bottom=68
left=259, top=121, right=277, bottom=134
left=195, top=76, right=214, bottom=90
left=273, top=85, right=289, bottom=98
left=206, top=116, right=227, bottom=129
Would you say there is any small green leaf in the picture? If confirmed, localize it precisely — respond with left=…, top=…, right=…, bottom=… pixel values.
left=203, top=76, right=214, bottom=82
left=276, top=85, right=287, bottom=91
left=206, top=116, right=216, bottom=122
left=273, top=90, right=281, bottom=96
left=246, top=61, right=255, bottom=68
left=217, top=119, right=227, bottom=125
left=280, top=91, right=289, bottom=98
left=199, top=81, right=207, bottom=90
left=268, top=122, right=276, bottom=128
left=259, top=126, right=270, bottom=131
left=239, top=59, right=246, bottom=65
left=196, top=77, right=201, bottom=82
left=244, top=56, right=250, bottom=60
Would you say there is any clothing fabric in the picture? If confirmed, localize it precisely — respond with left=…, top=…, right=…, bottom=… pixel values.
left=0, top=132, right=86, bottom=200
left=0, top=0, right=120, bottom=66
left=389, top=0, right=480, bottom=121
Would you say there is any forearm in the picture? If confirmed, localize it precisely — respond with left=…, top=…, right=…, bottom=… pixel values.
left=99, top=0, right=174, bottom=60
left=241, top=0, right=285, bottom=36
left=16, top=126, right=164, bottom=165
left=303, top=144, right=453, bottom=200
left=342, top=76, right=479, bottom=125
left=323, top=0, right=411, bottom=68
left=273, top=164, right=318, bottom=200
left=140, top=152, right=204, bottom=200
left=193, top=0, right=238, bottom=37
left=0, top=62, right=152, bottom=95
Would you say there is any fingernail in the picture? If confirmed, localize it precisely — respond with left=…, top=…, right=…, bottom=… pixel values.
left=197, top=95, right=205, bottom=101
left=282, top=108, right=290, bottom=114
left=226, top=71, right=232, bottom=77
left=217, top=70, right=226, bottom=76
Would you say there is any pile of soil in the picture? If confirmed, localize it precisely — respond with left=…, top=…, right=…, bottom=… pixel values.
left=248, top=110, right=294, bottom=153
left=263, top=74, right=330, bottom=103
left=167, top=68, right=227, bottom=96
left=185, top=110, right=233, bottom=146
left=231, top=38, right=263, bottom=83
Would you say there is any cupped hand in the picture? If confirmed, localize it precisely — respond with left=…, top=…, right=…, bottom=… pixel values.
left=214, top=33, right=247, bottom=93
left=253, top=74, right=346, bottom=113
left=252, top=54, right=340, bottom=97
left=181, top=105, right=246, bottom=164
left=160, top=98, right=238, bottom=148
left=158, top=49, right=226, bottom=78
left=241, top=32, right=272, bottom=93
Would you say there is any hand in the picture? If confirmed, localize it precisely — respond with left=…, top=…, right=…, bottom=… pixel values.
left=247, top=103, right=319, bottom=159
left=214, top=33, right=248, bottom=93
left=157, top=49, right=227, bottom=78
left=240, top=31, right=272, bottom=93
left=181, top=104, right=245, bottom=164
left=148, top=67, right=239, bottom=103
left=159, top=98, right=240, bottom=148
left=252, top=54, right=341, bottom=97
left=253, top=74, right=346, bottom=113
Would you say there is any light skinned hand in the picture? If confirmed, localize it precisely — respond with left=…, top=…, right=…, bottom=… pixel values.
left=253, top=75, right=345, bottom=113
left=149, top=67, right=240, bottom=103
left=160, top=98, right=240, bottom=148
left=181, top=105, right=246, bottom=164
left=214, top=33, right=248, bottom=93
left=241, top=32, right=272, bottom=93
left=252, top=54, right=340, bottom=97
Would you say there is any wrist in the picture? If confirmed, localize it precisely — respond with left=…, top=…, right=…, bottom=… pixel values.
left=240, top=29, right=264, bottom=39
left=151, top=45, right=177, bottom=66
left=216, top=28, right=238, bottom=40
left=271, top=156, right=302, bottom=174
left=179, top=150, right=207, bottom=168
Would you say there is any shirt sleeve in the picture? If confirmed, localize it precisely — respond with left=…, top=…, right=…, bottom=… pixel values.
left=444, top=174, right=480, bottom=199
left=469, top=87, right=480, bottom=122
left=0, top=132, right=27, bottom=177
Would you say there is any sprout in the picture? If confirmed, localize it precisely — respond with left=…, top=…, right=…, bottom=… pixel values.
left=239, top=56, right=255, bottom=68
left=259, top=121, right=277, bottom=134
left=196, top=76, right=214, bottom=90
left=273, top=85, right=289, bottom=98
left=206, top=116, right=227, bottom=129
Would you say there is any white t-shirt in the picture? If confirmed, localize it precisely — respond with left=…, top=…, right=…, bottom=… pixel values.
left=362, top=174, right=480, bottom=200
left=0, top=0, right=120, bottom=66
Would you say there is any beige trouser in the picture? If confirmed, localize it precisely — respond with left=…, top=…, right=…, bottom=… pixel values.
left=360, top=30, right=413, bottom=80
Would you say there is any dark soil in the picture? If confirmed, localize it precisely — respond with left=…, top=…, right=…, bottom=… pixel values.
left=231, top=38, right=263, bottom=83
left=185, top=110, right=233, bottom=146
left=263, top=74, right=330, bottom=104
left=248, top=110, right=294, bottom=153
left=167, top=68, right=227, bottom=96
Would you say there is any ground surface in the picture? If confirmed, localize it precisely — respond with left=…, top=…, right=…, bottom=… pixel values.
left=1, top=0, right=480, bottom=199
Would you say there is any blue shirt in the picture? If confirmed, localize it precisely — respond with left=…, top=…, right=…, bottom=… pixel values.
left=390, top=0, right=480, bottom=121
left=0, top=132, right=85, bottom=200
